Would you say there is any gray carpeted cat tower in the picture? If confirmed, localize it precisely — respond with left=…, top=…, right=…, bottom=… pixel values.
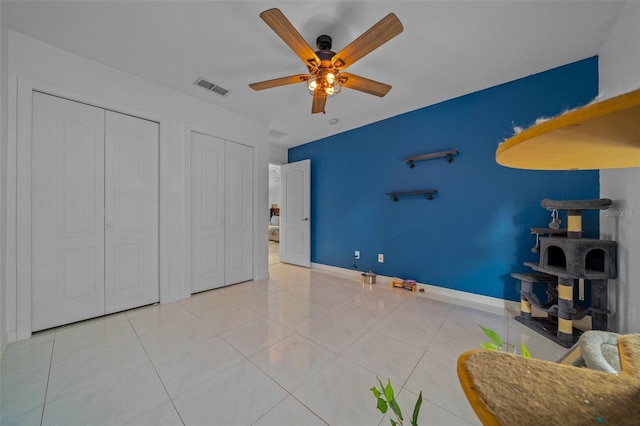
left=514, top=198, right=617, bottom=348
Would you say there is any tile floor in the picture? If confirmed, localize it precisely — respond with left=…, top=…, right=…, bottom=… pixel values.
left=1, top=251, right=569, bottom=425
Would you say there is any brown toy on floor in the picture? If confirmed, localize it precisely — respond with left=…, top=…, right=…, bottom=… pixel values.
left=457, top=334, right=640, bottom=425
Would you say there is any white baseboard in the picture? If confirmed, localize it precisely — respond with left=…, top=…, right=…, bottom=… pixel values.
left=253, top=271, right=270, bottom=281
left=311, top=262, right=519, bottom=314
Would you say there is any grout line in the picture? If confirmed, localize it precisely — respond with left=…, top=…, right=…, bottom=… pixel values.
left=39, top=330, right=57, bottom=426
left=126, top=315, right=185, bottom=426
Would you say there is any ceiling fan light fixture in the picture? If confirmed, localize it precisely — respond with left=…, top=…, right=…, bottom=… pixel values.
left=307, top=77, right=318, bottom=93
left=307, top=71, right=342, bottom=97
left=326, top=72, right=336, bottom=85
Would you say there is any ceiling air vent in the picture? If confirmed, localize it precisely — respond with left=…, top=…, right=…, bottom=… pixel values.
left=194, top=77, right=229, bottom=96
left=268, top=129, right=289, bottom=139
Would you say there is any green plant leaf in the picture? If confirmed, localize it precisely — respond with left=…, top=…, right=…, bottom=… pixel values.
left=389, top=398, right=403, bottom=422
left=371, top=386, right=381, bottom=398
left=383, top=379, right=395, bottom=401
left=521, top=342, right=531, bottom=358
left=390, top=419, right=398, bottom=426
left=411, top=391, right=423, bottom=426
left=377, top=397, right=388, bottom=414
left=479, top=325, right=503, bottom=347
left=480, top=342, right=500, bottom=351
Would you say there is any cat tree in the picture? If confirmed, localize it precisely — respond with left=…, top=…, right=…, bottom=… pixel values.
left=514, top=198, right=617, bottom=348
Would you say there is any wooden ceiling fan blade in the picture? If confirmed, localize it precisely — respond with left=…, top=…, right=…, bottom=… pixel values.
left=312, top=90, right=327, bottom=114
left=331, top=13, right=403, bottom=70
left=260, top=8, right=320, bottom=68
left=340, top=73, right=392, bottom=97
left=249, top=74, right=309, bottom=91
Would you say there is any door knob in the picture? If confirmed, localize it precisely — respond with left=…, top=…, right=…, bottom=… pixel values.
left=302, top=217, right=309, bottom=221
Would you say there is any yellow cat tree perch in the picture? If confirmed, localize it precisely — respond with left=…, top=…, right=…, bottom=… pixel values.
left=496, top=88, right=640, bottom=170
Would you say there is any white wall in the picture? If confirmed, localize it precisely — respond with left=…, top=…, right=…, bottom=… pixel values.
left=3, top=31, right=270, bottom=342
left=598, top=0, right=640, bottom=333
left=0, top=3, right=8, bottom=354
left=269, top=144, right=287, bottom=165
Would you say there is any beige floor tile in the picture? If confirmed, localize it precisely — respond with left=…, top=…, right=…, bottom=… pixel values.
left=151, top=335, right=245, bottom=398
left=125, top=401, right=184, bottom=426
left=250, top=334, right=337, bottom=392
left=342, top=330, right=425, bottom=385
left=404, top=351, right=479, bottom=424
left=253, top=395, right=327, bottom=426
left=129, top=303, right=197, bottom=336
left=199, top=303, right=264, bottom=333
left=172, top=360, right=287, bottom=426
left=222, top=317, right=295, bottom=357
left=139, top=317, right=216, bottom=360
left=293, top=356, right=386, bottom=426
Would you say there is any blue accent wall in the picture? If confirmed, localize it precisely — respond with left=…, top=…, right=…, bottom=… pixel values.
left=289, top=57, right=599, bottom=301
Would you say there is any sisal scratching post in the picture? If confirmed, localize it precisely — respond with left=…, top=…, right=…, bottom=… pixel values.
left=557, top=277, right=575, bottom=344
left=520, top=280, right=532, bottom=320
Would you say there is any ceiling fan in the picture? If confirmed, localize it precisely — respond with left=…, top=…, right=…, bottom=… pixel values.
left=249, top=8, right=403, bottom=114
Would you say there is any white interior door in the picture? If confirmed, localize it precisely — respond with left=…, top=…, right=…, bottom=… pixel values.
left=225, top=141, right=253, bottom=284
left=280, top=159, right=311, bottom=267
left=104, top=111, right=159, bottom=313
left=31, top=92, right=106, bottom=331
left=190, top=131, right=225, bottom=293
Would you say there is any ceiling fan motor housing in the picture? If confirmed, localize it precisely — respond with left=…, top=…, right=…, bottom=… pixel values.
left=316, top=35, right=332, bottom=51
left=315, top=35, right=336, bottom=69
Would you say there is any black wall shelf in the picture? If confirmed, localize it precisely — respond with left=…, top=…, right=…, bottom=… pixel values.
left=387, top=190, right=438, bottom=201
left=404, top=149, right=458, bottom=168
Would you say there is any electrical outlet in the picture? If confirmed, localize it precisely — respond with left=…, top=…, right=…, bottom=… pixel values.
left=378, top=253, right=384, bottom=263
left=354, top=250, right=360, bottom=259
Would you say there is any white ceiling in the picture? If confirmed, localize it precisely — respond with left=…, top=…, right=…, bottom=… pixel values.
left=2, top=1, right=626, bottom=148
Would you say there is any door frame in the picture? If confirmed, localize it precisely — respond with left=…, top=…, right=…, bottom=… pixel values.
left=12, top=77, right=169, bottom=340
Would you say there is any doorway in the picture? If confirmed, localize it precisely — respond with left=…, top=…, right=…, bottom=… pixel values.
left=268, top=164, right=281, bottom=264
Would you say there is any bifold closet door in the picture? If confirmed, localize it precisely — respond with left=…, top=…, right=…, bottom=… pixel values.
left=31, top=93, right=106, bottom=331
left=190, top=131, right=225, bottom=293
left=225, top=141, right=253, bottom=285
left=189, top=131, right=253, bottom=292
left=31, top=92, right=159, bottom=331
left=104, top=111, right=159, bottom=314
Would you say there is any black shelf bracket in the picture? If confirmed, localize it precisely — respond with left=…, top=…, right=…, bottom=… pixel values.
left=404, top=149, right=458, bottom=168
left=387, top=190, right=438, bottom=202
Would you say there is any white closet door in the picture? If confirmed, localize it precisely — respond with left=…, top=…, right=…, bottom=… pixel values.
left=190, top=131, right=225, bottom=292
left=225, top=141, right=253, bottom=285
left=104, top=111, right=159, bottom=313
left=31, top=92, right=106, bottom=331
